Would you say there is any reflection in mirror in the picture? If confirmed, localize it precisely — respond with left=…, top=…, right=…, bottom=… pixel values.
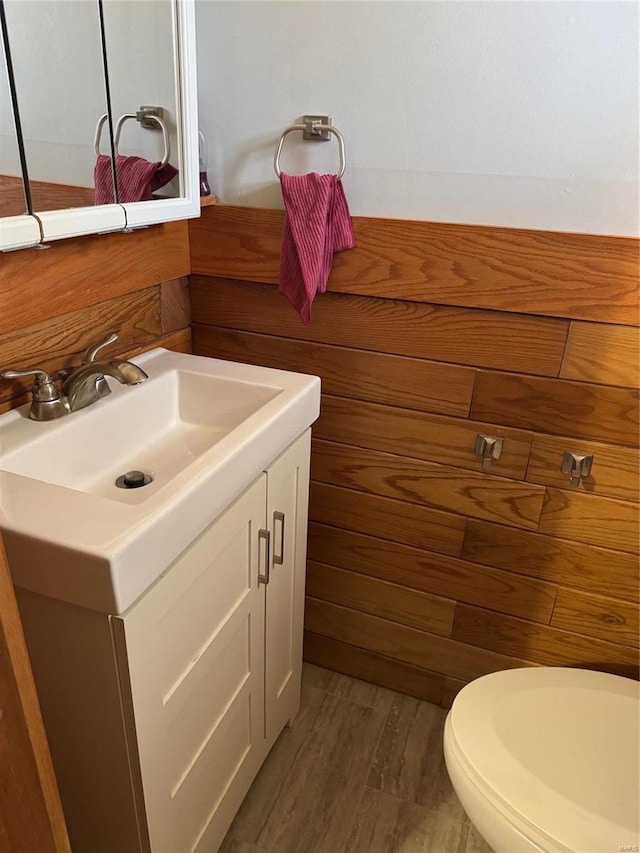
left=0, top=7, right=29, bottom=218
left=2, top=0, right=115, bottom=212
left=101, top=0, right=182, bottom=203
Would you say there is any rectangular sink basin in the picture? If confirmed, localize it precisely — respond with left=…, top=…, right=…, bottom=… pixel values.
left=1, top=369, right=281, bottom=503
left=0, top=349, right=320, bottom=613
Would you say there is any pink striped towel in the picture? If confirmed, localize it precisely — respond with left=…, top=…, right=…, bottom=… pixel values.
left=94, top=154, right=178, bottom=204
left=279, top=172, right=355, bottom=324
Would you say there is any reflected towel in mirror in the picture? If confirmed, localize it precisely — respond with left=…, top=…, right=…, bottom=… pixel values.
left=94, top=154, right=178, bottom=204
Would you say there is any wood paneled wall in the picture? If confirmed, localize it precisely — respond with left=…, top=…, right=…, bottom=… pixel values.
left=0, top=221, right=193, bottom=415
left=190, top=206, right=639, bottom=706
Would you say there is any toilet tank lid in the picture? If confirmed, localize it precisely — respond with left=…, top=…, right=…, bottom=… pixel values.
left=448, top=667, right=639, bottom=853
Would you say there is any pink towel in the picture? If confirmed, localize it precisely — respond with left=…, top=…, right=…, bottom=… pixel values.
left=279, top=172, right=355, bottom=324
left=94, top=155, right=178, bottom=204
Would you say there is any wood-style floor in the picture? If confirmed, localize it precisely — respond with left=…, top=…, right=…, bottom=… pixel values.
left=221, top=664, right=494, bottom=853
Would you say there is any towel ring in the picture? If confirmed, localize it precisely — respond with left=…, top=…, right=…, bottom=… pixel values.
left=274, top=123, right=346, bottom=180
left=94, top=114, right=109, bottom=156
left=115, top=113, right=170, bottom=168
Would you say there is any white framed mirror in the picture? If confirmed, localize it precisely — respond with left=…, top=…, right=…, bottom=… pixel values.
left=0, top=0, right=198, bottom=251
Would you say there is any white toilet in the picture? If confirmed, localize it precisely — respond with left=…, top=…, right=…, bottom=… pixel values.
left=444, top=667, right=639, bottom=853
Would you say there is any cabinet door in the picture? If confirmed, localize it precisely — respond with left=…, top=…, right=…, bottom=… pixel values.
left=113, top=476, right=269, bottom=853
left=265, top=430, right=311, bottom=748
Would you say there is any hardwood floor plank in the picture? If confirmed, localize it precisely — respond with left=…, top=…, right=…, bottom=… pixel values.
left=551, top=589, right=639, bottom=648
left=309, top=481, right=465, bottom=558
left=315, top=395, right=533, bottom=480
left=526, top=434, right=640, bottom=503
left=311, top=439, right=545, bottom=531
left=462, top=519, right=639, bottom=603
left=471, top=371, right=639, bottom=446
left=561, top=322, right=640, bottom=388
left=305, top=598, right=537, bottom=683
left=192, top=326, right=475, bottom=417
left=306, top=561, right=456, bottom=636
left=452, top=604, right=639, bottom=678
left=190, top=206, right=639, bottom=325
left=539, top=488, right=639, bottom=554
left=303, top=633, right=444, bottom=705
left=308, top=523, right=557, bottom=623
left=190, top=277, right=568, bottom=376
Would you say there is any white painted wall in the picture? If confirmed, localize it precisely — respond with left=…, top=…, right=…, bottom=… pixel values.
left=196, top=0, right=639, bottom=236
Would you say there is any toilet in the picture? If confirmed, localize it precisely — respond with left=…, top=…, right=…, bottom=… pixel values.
left=444, top=667, right=639, bottom=853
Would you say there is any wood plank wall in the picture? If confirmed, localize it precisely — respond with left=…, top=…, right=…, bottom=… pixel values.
left=0, top=221, right=193, bottom=415
left=189, top=205, right=639, bottom=707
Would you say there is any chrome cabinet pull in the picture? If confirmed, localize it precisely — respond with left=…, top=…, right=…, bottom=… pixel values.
left=258, top=528, right=271, bottom=584
left=273, top=511, right=285, bottom=565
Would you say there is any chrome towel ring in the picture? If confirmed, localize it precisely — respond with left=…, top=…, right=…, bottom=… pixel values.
left=94, top=113, right=109, bottom=156
left=115, top=112, right=170, bottom=168
left=94, top=107, right=170, bottom=167
left=274, top=116, right=346, bottom=180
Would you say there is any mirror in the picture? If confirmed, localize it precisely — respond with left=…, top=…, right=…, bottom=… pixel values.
left=0, top=1, right=41, bottom=249
left=0, top=0, right=198, bottom=250
left=101, top=0, right=181, bottom=202
left=2, top=0, right=115, bottom=214
left=0, top=16, right=28, bottom=218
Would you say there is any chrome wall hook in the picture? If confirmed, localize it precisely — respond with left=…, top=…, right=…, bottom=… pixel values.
left=474, top=434, right=504, bottom=470
left=561, top=451, right=594, bottom=487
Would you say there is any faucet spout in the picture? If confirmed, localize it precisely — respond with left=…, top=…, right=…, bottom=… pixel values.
left=62, top=359, right=148, bottom=412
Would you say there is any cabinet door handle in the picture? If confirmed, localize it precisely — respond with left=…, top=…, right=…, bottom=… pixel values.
left=258, top=528, right=271, bottom=584
left=273, top=511, right=285, bottom=565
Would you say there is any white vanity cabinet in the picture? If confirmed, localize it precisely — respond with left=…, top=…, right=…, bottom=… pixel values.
left=16, top=430, right=311, bottom=853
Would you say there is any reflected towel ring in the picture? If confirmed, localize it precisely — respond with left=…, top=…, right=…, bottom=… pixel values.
left=94, top=113, right=109, bottom=157
left=115, top=113, right=170, bottom=168
left=274, top=122, right=346, bottom=180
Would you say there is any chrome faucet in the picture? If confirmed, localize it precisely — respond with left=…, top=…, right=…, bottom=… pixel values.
left=0, top=332, right=148, bottom=421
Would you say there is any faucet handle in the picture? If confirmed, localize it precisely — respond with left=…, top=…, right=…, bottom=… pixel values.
left=0, top=367, right=70, bottom=420
left=0, top=368, right=60, bottom=401
left=83, top=331, right=118, bottom=364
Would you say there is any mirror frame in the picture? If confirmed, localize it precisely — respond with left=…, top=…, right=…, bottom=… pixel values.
left=0, top=0, right=198, bottom=252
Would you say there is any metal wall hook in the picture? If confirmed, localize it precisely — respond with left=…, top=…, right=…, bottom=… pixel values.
left=561, top=451, right=594, bottom=487
left=475, top=434, right=504, bottom=470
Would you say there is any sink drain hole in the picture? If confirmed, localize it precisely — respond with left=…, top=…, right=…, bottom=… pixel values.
left=116, top=470, right=153, bottom=489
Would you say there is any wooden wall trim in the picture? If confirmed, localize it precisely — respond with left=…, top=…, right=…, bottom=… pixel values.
left=189, top=205, right=639, bottom=325
left=0, top=221, right=190, bottom=336
left=190, top=277, right=569, bottom=376
left=192, top=326, right=476, bottom=418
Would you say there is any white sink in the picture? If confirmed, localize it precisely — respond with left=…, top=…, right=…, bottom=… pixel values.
left=0, top=349, right=320, bottom=613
